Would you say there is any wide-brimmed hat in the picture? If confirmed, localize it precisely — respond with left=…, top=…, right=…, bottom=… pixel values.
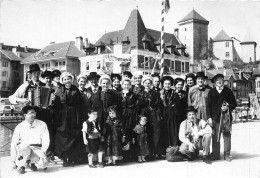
left=123, top=71, right=133, bottom=79
left=142, top=75, right=153, bottom=85
left=28, top=64, right=41, bottom=73
left=41, top=70, right=53, bottom=78
left=211, top=73, right=224, bottom=83
left=22, top=105, right=39, bottom=114
left=87, top=72, right=101, bottom=80
left=161, top=76, right=174, bottom=85
left=111, top=73, right=122, bottom=82
left=77, top=73, right=88, bottom=82
left=186, top=106, right=197, bottom=114
left=98, top=74, right=112, bottom=86
left=196, top=72, right=208, bottom=79
left=60, top=72, right=74, bottom=83
left=174, top=78, right=185, bottom=86
left=185, top=73, right=195, bottom=81
left=52, top=70, right=61, bottom=77
left=151, top=73, right=160, bottom=79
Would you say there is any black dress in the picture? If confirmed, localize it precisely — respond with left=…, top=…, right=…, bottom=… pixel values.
left=160, top=89, right=180, bottom=150
left=53, top=85, right=83, bottom=160
left=139, top=89, right=162, bottom=156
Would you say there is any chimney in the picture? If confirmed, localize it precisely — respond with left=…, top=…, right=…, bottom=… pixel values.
left=50, top=42, right=55, bottom=45
left=24, top=46, right=28, bottom=52
left=75, top=36, right=83, bottom=51
left=85, top=38, right=88, bottom=46
left=174, top=28, right=179, bottom=38
left=12, top=47, right=17, bottom=54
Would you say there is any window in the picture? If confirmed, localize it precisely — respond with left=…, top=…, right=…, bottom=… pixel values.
left=42, top=64, right=45, bottom=68
left=175, top=60, right=181, bottom=72
left=2, top=71, right=8, bottom=77
left=225, top=42, right=229, bottom=47
left=62, top=61, right=66, bottom=66
left=55, top=62, right=58, bottom=66
left=181, top=62, right=185, bottom=73
left=185, top=62, right=189, bottom=72
left=97, top=61, right=100, bottom=69
left=185, top=28, right=187, bottom=31
left=171, top=61, right=175, bottom=72
left=2, top=81, right=7, bottom=88
left=2, top=61, right=8, bottom=67
left=86, top=62, right=89, bottom=71
left=225, top=52, right=230, bottom=58
left=144, top=57, right=149, bottom=69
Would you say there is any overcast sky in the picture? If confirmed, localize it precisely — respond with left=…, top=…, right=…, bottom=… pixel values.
left=1, top=0, right=260, bottom=60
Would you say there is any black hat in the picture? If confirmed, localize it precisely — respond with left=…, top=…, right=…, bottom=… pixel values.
left=41, top=70, right=53, bottom=78
left=123, top=71, right=133, bottom=79
left=211, top=73, right=224, bottom=83
left=174, top=78, right=185, bottom=86
left=196, top=72, right=208, bottom=79
left=28, top=64, right=41, bottom=73
left=22, top=105, right=39, bottom=114
left=52, top=70, right=61, bottom=77
left=151, top=73, right=160, bottom=79
left=185, top=73, right=195, bottom=81
left=87, top=72, right=101, bottom=80
left=186, top=106, right=197, bottom=114
left=161, top=76, right=174, bottom=85
left=111, top=73, right=122, bottom=81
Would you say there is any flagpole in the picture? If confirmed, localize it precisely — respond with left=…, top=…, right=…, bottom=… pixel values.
left=160, top=0, right=165, bottom=78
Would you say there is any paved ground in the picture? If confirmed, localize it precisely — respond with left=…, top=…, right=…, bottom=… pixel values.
left=1, top=122, right=260, bottom=178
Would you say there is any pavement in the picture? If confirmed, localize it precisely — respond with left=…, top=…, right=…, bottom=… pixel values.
left=1, top=122, right=260, bottom=178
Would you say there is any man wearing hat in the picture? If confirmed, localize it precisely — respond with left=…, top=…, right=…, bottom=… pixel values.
left=122, top=71, right=133, bottom=79
left=41, top=70, right=54, bottom=88
left=179, top=106, right=212, bottom=164
left=9, top=64, right=44, bottom=105
left=207, top=73, right=237, bottom=162
left=188, top=72, right=212, bottom=121
left=11, top=106, right=50, bottom=174
left=51, top=69, right=62, bottom=87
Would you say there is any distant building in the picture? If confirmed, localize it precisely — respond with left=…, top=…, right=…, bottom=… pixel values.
left=253, top=68, right=260, bottom=99
left=177, top=9, right=209, bottom=64
left=212, top=30, right=240, bottom=62
left=240, top=41, right=257, bottom=63
left=0, top=43, right=39, bottom=97
left=22, top=40, right=85, bottom=80
left=80, top=9, right=190, bottom=75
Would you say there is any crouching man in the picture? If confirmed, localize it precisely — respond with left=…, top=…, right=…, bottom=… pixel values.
left=178, top=106, right=212, bottom=164
left=11, top=106, right=50, bottom=174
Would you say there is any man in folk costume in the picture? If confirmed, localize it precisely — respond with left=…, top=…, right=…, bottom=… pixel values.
left=179, top=106, right=212, bottom=164
left=207, top=74, right=237, bottom=161
left=11, top=106, right=50, bottom=174
left=9, top=64, right=45, bottom=105
left=188, top=72, right=211, bottom=121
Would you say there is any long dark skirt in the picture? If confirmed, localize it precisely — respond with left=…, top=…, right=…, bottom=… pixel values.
left=161, top=107, right=180, bottom=151
left=54, top=106, right=83, bottom=160
left=141, top=107, right=161, bottom=156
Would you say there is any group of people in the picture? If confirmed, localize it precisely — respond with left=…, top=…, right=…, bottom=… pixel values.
left=9, top=63, right=237, bottom=174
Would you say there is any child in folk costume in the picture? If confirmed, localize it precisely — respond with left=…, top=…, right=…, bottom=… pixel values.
left=103, top=106, right=123, bottom=166
left=82, top=109, right=104, bottom=168
left=133, top=115, right=149, bottom=163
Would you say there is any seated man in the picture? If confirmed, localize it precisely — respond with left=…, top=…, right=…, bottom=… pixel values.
left=178, top=106, right=212, bottom=164
left=11, top=106, right=50, bottom=174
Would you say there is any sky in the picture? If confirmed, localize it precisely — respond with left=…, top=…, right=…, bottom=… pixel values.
left=0, top=0, right=260, bottom=60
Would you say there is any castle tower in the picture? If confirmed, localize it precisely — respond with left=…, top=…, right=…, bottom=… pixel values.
left=178, top=9, right=209, bottom=64
left=240, top=32, right=257, bottom=63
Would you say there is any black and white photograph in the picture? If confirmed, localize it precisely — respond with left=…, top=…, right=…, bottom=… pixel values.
left=0, top=0, right=260, bottom=177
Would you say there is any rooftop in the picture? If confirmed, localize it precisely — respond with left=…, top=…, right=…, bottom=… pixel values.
left=213, top=30, right=232, bottom=42
left=178, top=9, right=209, bottom=24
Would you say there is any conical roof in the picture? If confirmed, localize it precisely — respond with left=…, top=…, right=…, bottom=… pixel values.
left=178, top=9, right=209, bottom=23
left=213, top=30, right=232, bottom=41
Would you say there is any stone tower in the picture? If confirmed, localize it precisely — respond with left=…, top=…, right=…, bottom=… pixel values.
left=178, top=9, right=209, bottom=64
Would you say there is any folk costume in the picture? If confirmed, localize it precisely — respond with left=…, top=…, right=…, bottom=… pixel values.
left=133, top=123, right=149, bottom=157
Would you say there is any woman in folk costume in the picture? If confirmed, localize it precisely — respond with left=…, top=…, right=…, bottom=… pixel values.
left=138, top=75, right=162, bottom=159
left=175, top=78, right=187, bottom=122
left=131, top=70, right=144, bottom=94
left=111, top=73, right=122, bottom=93
left=184, top=73, right=196, bottom=97
left=77, top=74, right=89, bottom=119
left=160, top=76, right=180, bottom=152
left=188, top=72, right=212, bottom=121
left=119, top=77, right=139, bottom=161
left=151, top=73, right=161, bottom=94
left=53, top=72, right=83, bottom=167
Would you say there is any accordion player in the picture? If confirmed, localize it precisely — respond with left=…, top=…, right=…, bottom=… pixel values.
left=27, top=86, right=53, bottom=108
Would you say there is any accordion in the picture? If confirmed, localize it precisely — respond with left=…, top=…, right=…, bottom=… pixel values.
left=28, top=86, right=52, bottom=108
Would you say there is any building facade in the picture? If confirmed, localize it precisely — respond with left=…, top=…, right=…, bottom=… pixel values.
left=22, top=40, right=85, bottom=82
left=240, top=41, right=257, bottom=63
left=0, top=43, right=39, bottom=97
left=80, top=9, right=190, bottom=75
left=177, top=9, right=209, bottom=65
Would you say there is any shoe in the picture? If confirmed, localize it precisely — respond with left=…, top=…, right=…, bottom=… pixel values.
left=89, top=164, right=97, bottom=168
left=225, top=155, right=232, bottom=162
left=203, top=156, right=212, bottom=164
left=63, top=159, right=68, bottom=167
left=96, top=162, right=104, bottom=168
left=68, top=160, right=75, bottom=167
left=138, top=156, right=143, bottom=163
left=17, top=166, right=25, bottom=174
left=30, top=163, right=37, bottom=171
left=210, top=153, right=220, bottom=161
left=43, top=167, right=48, bottom=171
left=112, top=162, right=118, bottom=166
left=141, top=156, right=147, bottom=162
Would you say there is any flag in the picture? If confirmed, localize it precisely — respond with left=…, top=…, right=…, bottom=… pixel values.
left=164, top=0, right=170, bottom=14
